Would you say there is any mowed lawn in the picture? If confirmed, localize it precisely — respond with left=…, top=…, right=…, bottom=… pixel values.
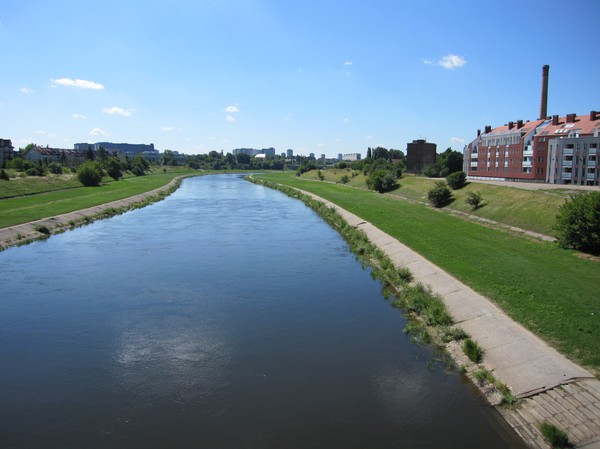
left=255, top=172, right=600, bottom=373
left=0, top=170, right=197, bottom=228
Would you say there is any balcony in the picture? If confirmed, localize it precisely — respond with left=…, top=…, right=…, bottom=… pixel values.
left=562, top=160, right=573, bottom=168
left=523, top=145, right=533, bottom=157
left=587, top=173, right=596, bottom=180
left=522, top=161, right=532, bottom=168
left=561, top=172, right=572, bottom=179
left=563, top=148, right=574, bottom=156
left=588, top=160, right=597, bottom=167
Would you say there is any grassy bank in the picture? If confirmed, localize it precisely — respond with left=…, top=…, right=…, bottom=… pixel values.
left=254, top=172, right=600, bottom=373
left=300, top=169, right=567, bottom=236
left=0, top=167, right=198, bottom=228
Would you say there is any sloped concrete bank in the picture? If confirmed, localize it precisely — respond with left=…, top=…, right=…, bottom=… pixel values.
left=256, top=179, right=600, bottom=449
left=0, top=175, right=194, bottom=251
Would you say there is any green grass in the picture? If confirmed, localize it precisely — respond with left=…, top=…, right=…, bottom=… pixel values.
left=254, top=172, right=600, bottom=372
left=0, top=168, right=198, bottom=228
left=300, top=170, right=566, bottom=236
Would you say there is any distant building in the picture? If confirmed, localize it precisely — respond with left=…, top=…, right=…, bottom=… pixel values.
left=25, top=146, right=87, bottom=165
left=233, top=147, right=276, bottom=157
left=0, top=139, right=14, bottom=165
left=342, top=153, right=361, bottom=162
left=320, top=154, right=326, bottom=160
left=74, top=142, right=157, bottom=158
left=287, top=149, right=294, bottom=158
left=338, top=153, right=343, bottom=161
left=406, top=139, right=437, bottom=173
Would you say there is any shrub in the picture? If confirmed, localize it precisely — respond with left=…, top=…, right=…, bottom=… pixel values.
left=463, top=338, right=484, bottom=363
left=34, top=224, right=50, bottom=234
left=25, top=166, right=46, bottom=176
left=0, top=168, right=9, bottom=181
left=77, top=161, right=104, bottom=186
left=539, top=422, right=571, bottom=448
left=554, top=192, right=600, bottom=255
left=340, top=174, right=350, bottom=184
left=465, top=191, right=484, bottom=210
left=427, top=181, right=452, bottom=207
left=106, top=157, right=123, bottom=181
left=446, top=171, right=466, bottom=189
left=367, top=169, right=398, bottom=193
left=48, top=162, right=63, bottom=174
left=317, top=170, right=324, bottom=181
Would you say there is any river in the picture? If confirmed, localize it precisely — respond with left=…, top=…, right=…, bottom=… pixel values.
left=0, top=174, right=524, bottom=448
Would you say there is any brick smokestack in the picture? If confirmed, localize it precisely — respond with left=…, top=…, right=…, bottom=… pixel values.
left=539, top=65, right=549, bottom=120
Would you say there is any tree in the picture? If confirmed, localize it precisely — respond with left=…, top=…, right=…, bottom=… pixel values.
left=86, top=145, right=96, bottom=161
left=106, top=157, right=123, bottom=180
left=446, top=171, right=467, bottom=189
left=97, top=146, right=107, bottom=162
left=465, top=191, right=484, bottom=210
left=427, top=181, right=453, bottom=207
left=366, top=169, right=399, bottom=193
left=366, top=147, right=372, bottom=159
left=437, top=148, right=463, bottom=176
left=162, top=150, right=177, bottom=166
left=131, top=154, right=150, bottom=176
left=48, top=162, right=63, bottom=174
left=554, top=192, right=600, bottom=255
left=77, top=161, right=104, bottom=186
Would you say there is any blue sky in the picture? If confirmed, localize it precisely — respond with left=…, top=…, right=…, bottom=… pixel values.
left=1, top=0, right=598, bottom=157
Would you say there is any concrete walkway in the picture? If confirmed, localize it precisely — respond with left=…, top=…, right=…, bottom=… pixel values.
left=297, top=188, right=600, bottom=449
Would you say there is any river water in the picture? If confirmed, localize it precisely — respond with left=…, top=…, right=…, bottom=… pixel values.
left=0, top=174, right=524, bottom=448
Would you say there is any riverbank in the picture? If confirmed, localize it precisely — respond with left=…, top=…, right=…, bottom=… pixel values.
left=0, top=174, right=195, bottom=251
left=251, top=176, right=600, bottom=449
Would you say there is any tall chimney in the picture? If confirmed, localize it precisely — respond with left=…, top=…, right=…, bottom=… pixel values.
left=539, top=65, right=549, bottom=120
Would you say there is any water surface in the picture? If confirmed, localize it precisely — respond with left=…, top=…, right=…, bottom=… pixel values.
left=0, top=174, right=523, bottom=448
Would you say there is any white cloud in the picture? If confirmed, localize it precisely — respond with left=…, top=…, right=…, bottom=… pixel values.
left=161, top=126, right=176, bottom=131
left=344, top=61, right=353, bottom=66
left=20, top=87, right=34, bottom=94
left=226, top=115, right=236, bottom=122
left=103, top=106, right=135, bottom=117
left=90, top=127, right=108, bottom=136
left=425, top=54, right=466, bottom=70
left=450, top=137, right=465, bottom=144
left=225, top=105, right=239, bottom=113
left=71, top=113, right=87, bottom=119
left=365, top=135, right=373, bottom=140
left=51, top=78, right=105, bottom=90
left=318, top=143, right=325, bottom=148
left=343, top=117, right=349, bottom=123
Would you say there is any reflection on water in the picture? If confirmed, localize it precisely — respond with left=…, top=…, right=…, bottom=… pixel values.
left=0, top=174, right=525, bottom=449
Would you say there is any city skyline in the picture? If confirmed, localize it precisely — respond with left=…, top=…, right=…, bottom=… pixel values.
left=1, top=0, right=598, bottom=157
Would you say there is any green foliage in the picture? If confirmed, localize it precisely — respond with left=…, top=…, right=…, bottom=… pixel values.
left=446, top=171, right=466, bottom=189
left=465, top=190, right=484, bottom=210
left=317, top=170, right=324, bottom=181
left=427, top=181, right=452, bottom=207
left=105, top=157, right=123, bottom=181
left=539, top=422, right=572, bottom=448
left=131, top=155, right=150, bottom=176
left=33, top=224, right=50, bottom=234
left=422, top=148, right=463, bottom=177
left=439, top=326, right=469, bottom=343
left=77, top=161, right=104, bottom=186
left=47, top=162, right=63, bottom=175
left=0, top=169, right=9, bottom=181
left=366, top=169, right=398, bottom=193
left=25, top=165, right=46, bottom=176
left=462, top=338, right=484, bottom=363
left=340, top=174, right=350, bottom=184
left=554, top=192, right=600, bottom=255
left=337, top=161, right=348, bottom=169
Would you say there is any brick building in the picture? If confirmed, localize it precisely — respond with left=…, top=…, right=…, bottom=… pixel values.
left=406, top=139, right=436, bottom=173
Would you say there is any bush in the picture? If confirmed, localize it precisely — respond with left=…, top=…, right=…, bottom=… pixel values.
left=34, top=224, right=50, bottom=234
left=340, top=174, right=350, bottom=184
left=539, top=422, right=571, bottom=448
left=554, top=192, right=600, bottom=255
left=77, top=161, right=104, bottom=186
left=0, top=169, right=9, bottom=181
left=446, top=171, right=466, bottom=189
left=427, top=181, right=452, bottom=207
left=465, top=191, right=484, bottom=210
left=105, top=157, right=123, bottom=180
left=366, top=169, right=398, bottom=193
left=25, top=166, right=46, bottom=176
left=48, top=162, right=63, bottom=174
left=463, top=338, right=484, bottom=363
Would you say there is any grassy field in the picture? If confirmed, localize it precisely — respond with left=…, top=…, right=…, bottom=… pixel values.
left=300, top=169, right=568, bottom=236
left=0, top=167, right=199, bottom=228
left=255, top=171, right=600, bottom=373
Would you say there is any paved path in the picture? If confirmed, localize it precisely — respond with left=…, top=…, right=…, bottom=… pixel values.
left=297, top=187, right=600, bottom=449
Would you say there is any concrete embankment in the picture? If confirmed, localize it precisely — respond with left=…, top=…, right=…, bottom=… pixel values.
left=0, top=175, right=191, bottom=251
left=294, top=187, right=600, bottom=449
